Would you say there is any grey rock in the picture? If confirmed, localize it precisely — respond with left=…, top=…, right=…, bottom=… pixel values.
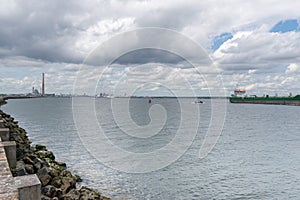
left=23, top=156, right=34, bottom=165
left=36, top=144, right=47, bottom=151
left=42, top=185, right=57, bottom=197
left=61, top=176, right=76, bottom=194
left=12, top=160, right=26, bottom=176
left=25, top=164, right=35, bottom=174
left=51, top=176, right=62, bottom=188
left=49, top=167, right=60, bottom=178
left=37, top=167, right=52, bottom=186
left=41, top=185, right=62, bottom=198
left=34, top=160, right=42, bottom=171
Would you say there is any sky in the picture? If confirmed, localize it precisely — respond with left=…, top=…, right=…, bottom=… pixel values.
left=0, top=0, right=300, bottom=96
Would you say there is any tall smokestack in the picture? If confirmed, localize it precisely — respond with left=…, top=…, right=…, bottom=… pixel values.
left=42, top=73, right=45, bottom=96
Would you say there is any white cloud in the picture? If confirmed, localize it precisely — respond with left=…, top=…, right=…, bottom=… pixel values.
left=213, top=29, right=300, bottom=71
left=1, top=0, right=300, bottom=95
left=248, top=69, right=256, bottom=74
left=285, top=63, right=299, bottom=75
left=75, top=17, right=136, bottom=55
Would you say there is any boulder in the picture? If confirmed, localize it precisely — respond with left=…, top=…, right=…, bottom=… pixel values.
left=60, top=170, right=73, bottom=178
left=62, top=189, right=80, bottom=200
left=51, top=176, right=62, bottom=188
left=36, top=157, right=50, bottom=168
left=28, top=153, right=37, bottom=161
left=37, top=167, right=52, bottom=186
left=41, top=185, right=62, bottom=198
left=34, top=160, right=43, bottom=171
left=74, top=174, right=83, bottom=182
left=37, top=150, right=55, bottom=160
left=25, top=164, right=35, bottom=174
left=23, top=156, right=34, bottom=165
left=12, top=160, right=26, bottom=176
left=49, top=167, right=61, bottom=178
left=36, top=144, right=47, bottom=151
left=78, top=186, right=102, bottom=199
left=41, top=195, right=51, bottom=200
left=61, top=176, right=77, bottom=194
left=55, top=161, right=67, bottom=168
left=42, top=185, right=57, bottom=197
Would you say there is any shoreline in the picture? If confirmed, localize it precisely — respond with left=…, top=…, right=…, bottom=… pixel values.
left=0, top=98, right=110, bottom=200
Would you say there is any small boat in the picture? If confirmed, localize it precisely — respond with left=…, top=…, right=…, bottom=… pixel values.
left=194, top=100, right=203, bottom=104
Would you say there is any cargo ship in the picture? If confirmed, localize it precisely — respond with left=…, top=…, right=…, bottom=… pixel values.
left=229, top=89, right=300, bottom=106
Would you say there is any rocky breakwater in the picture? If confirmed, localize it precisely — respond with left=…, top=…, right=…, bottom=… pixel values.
left=0, top=99, right=110, bottom=200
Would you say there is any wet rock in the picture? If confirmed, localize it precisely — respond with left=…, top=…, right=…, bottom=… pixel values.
left=37, top=167, right=52, bottom=186
left=25, top=164, right=35, bottom=174
left=49, top=162, right=66, bottom=172
left=51, top=176, right=62, bottom=188
left=12, top=166, right=26, bottom=176
left=34, top=160, right=42, bottom=171
left=29, top=146, right=37, bottom=152
left=12, top=160, right=26, bottom=176
left=62, top=186, right=104, bottom=200
left=62, top=189, right=80, bottom=200
left=38, top=157, right=50, bottom=168
left=36, top=144, right=47, bottom=151
left=49, top=167, right=61, bottom=178
left=23, top=156, right=34, bottom=165
left=41, top=185, right=62, bottom=198
left=61, top=170, right=73, bottom=178
left=42, top=185, right=56, bottom=197
left=61, top=176, right=77, bottom=194
left=28, top=153, right=37, bottom=159
left=78, top=186, right=102, bottom=199
left=55, top=188, right=63, bottom=199
left=74, top=174, right=83, bottom=182
left=10, top=133, right=23, bottom=143
left=37, top=150, right=55, bottom=160
left=56, top=161, right=67, bottom=168
left=41, top=195, right=51, bottom=200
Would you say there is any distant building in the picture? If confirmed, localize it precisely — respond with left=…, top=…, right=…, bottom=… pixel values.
left=42, top=73, right=45, bottom=96
left=32, top=87, right=40, bottom=96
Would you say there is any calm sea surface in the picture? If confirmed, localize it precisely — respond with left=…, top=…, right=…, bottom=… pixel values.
left=2, top=98, right=300, bottom=199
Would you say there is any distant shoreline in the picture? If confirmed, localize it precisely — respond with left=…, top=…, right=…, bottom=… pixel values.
left=0, top=95, right=40, bottom=101
left=1, top=94, right=229, bottom=99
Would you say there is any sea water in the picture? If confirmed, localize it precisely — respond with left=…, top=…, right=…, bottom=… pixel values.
left=2, top=98, right=300, bottom=199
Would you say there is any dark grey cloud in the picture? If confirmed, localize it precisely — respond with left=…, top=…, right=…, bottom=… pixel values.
left=1, top=0, right=300, bottom=73
left=0, top=0, right=205, bottom=66
left=85, top=28, right=211, bottom=67
left=1, top=0, right=300, bottom=96
left=113, top=49, right=185, bottom=65
left=0, top=0, right=96, bottom=63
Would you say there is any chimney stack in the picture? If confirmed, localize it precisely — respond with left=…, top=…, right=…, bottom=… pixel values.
left=42, top=73, right=45, bottom=96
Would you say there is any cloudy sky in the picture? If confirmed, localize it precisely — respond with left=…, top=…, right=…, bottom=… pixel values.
left=1, top=0, right=300, bottom=96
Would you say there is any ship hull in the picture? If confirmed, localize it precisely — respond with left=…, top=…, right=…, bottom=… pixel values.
left=230, top=96, right=300, bottom=106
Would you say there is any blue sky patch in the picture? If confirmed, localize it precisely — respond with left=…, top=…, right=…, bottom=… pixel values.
left=211, top=32, right=233, bottom=51
left=270, top=19, right=299, bottom=33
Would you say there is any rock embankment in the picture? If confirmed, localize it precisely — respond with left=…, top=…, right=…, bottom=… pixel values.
left=0, top=99, right=110, bottom=200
